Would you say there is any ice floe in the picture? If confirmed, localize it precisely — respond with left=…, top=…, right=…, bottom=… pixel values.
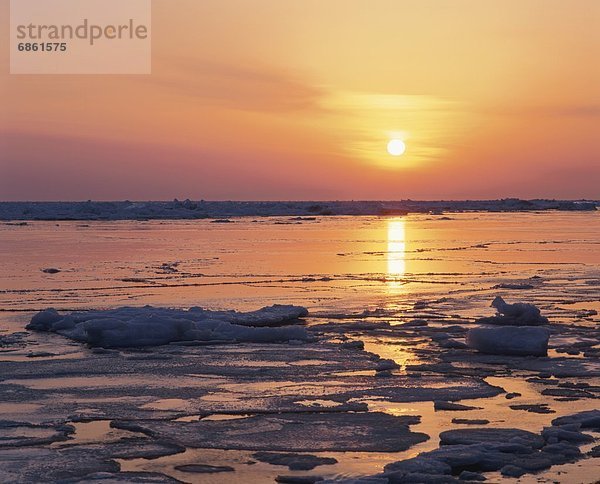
left=112, top=412, right=428, bottom=452
left=434, top=401, right=481, bottom=412
left=174, top=463, right=234, bottom=473
left=0, top=439, right=184, bottom=483
left=379, top=410, right=600, bottom=482
left=466, top=326, right=550, bottom=356
left=465, top=297, right=551, bottom=356
left=27, top=305, right=309, bottom=347
left=252, top=452, right=338, bottom=470
left=0, top=420, right=74, bottom=448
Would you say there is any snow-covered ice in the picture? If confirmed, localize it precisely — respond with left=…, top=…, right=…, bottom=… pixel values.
left=27, top=305, right=309, bottom=347
left=478, top=296, right=549, bottom=326
left=466, top=297, right=551, bottom=356
left=466, top=326, right=551, bottom=356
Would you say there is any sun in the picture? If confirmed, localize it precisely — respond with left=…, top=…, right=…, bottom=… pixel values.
left=387, top=139, right=406, bottom=156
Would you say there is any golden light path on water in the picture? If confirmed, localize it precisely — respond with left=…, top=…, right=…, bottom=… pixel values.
left=386, top=218, right=406, bottom=292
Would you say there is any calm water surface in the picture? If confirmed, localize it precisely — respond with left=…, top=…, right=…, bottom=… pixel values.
left=1, top=212, right=598, bottom=314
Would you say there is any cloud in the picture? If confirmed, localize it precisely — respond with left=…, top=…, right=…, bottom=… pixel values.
left=320, top=91, right=470, bottom=169
left=480, top=104, right=600, bottom=118
left=148, top=56, right=326, bottom=113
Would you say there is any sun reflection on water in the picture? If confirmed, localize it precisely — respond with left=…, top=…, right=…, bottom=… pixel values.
left=387, top=218, right=406, bottom=291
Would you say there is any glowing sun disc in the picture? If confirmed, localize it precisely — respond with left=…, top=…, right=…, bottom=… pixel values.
left=387, top=139, right=406, bottom=156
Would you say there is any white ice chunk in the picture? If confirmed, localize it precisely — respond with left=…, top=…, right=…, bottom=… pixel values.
left=477, top=297, right=549, bottom=326
left=466, top=326, right=550, bottom=356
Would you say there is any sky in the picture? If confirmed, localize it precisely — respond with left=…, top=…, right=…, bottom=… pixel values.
left=1, top=0, right=599, bottom=201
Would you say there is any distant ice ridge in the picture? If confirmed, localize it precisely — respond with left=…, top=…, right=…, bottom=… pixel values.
left=1, top=198, right=597, bottom=221
left=27, top=305, right=309, bottom=348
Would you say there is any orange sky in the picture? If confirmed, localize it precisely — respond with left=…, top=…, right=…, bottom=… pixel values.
left=1, top=0, right=599, bottom=200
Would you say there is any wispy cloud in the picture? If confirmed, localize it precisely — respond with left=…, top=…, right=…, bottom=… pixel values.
left=321, top=91, right=470, bottom=169
left=480, top=104, right=600, bottom=118
left=148, top=57, right=325, bottom=113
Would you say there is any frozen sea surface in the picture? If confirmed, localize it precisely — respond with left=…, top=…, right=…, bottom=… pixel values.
left=0, top=212, right=599, bottom=483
